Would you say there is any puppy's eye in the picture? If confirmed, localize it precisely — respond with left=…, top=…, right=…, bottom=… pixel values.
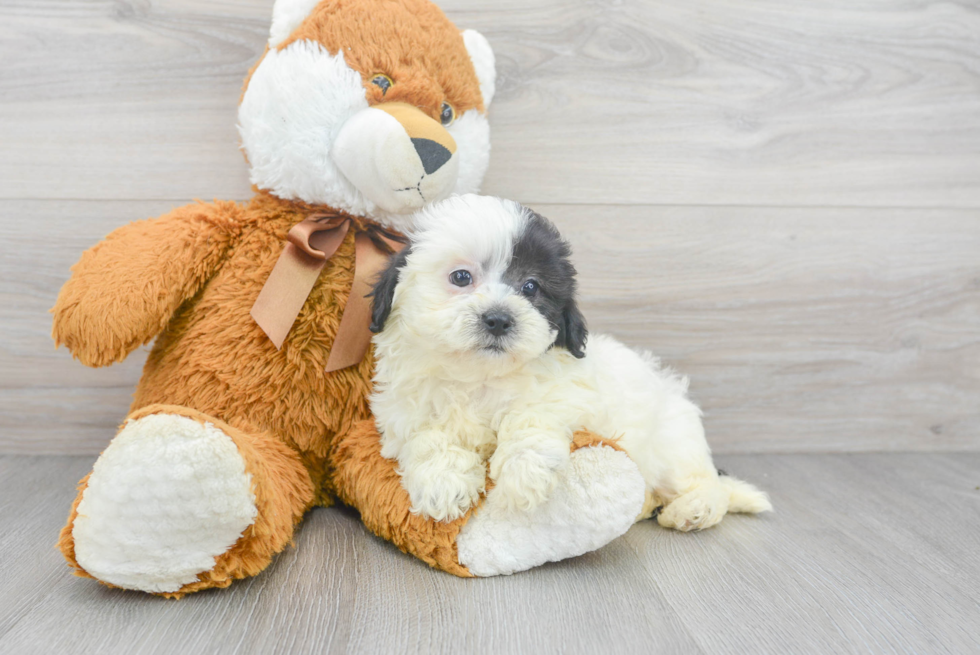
left=450, top=270, right=472, bottom=287
left=521, top=280, right=538, bottom=296
left=440, top=102, right=455, bottom=126
left=371, top=75, right=392, bottom=95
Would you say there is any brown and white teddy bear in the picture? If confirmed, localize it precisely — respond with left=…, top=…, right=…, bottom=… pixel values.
left=53, top=0, right=648, bottom=597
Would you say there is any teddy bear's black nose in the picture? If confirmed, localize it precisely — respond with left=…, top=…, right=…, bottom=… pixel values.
left=482, top=310, right=514, bottom=337
left=411, top=138, right=453, bottom=174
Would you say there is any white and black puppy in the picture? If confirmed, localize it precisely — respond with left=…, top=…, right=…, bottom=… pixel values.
left=369, top=194, right=772, bottom=529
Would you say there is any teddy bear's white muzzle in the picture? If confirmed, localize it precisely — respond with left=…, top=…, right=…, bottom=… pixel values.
left=332, top=104, right=460, bottom=215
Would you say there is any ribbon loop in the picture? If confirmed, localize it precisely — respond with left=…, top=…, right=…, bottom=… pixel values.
left=287, top=215, right=349, bottom=260
left=250, top=213, right=405, bottom=372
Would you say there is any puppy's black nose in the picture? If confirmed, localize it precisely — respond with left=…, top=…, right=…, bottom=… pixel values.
left=482, top=311, right=513, bottom=337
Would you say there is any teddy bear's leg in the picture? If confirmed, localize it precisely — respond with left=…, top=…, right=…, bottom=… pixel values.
left=329, top=421, right=644, bottom=577
left=58, top=404, right=314, bottom=597
left=455, top=431, right=646, bottom=576
left=327, top=419, right=474, bottom=576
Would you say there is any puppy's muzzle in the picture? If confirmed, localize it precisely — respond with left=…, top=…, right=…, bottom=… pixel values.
left=482, top=310, right=514, bottom=338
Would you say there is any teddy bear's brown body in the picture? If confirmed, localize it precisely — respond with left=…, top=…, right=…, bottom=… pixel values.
left=53, top=0, right=644, bottom=597
left=120, top=193, right=370, bottom=504
left=55, top=192, right=504, bottom=595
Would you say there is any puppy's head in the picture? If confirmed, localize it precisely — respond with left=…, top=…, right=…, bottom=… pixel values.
left=370, top=195, right=587, bottom=373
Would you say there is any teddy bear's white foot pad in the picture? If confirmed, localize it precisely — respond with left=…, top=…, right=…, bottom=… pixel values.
left=456, top=444, right=645, bottom=577
left=72, top=414, right=257, bottom=593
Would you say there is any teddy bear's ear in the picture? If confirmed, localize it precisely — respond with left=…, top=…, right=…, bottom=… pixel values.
left=268, top=0, right=322, bottom=48
left=462, top=29, right=496, bottom=108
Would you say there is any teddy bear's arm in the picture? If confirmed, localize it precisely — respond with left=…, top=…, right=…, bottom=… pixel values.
left=52, top=200, right=244, bottom=367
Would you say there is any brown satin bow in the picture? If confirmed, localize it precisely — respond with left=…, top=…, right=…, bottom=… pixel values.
left=250, top=213, right=405, bottom=372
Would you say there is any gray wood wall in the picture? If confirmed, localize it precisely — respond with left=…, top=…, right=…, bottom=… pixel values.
left=2, top=0, right=978, bottom=454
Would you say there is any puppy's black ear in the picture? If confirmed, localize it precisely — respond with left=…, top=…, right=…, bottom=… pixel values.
left=555, top=300, right=588, bottom=358
left=369, top=246, right=411, bottom=333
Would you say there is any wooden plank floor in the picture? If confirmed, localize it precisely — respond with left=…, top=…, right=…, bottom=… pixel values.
left=1, top=453, right=978, bottom=654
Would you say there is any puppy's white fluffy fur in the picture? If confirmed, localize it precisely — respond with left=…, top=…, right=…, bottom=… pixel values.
left=371, top=195, right=772, bottom=528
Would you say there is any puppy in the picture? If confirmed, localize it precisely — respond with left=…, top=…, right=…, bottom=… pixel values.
left=369, top=194, right=772, bottom=529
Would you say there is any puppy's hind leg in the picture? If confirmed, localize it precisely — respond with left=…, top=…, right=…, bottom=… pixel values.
left=656, top=476, right=729, bottom=532
left=640, top=399, right=771, bottom=531
left=658, top=471, right=772, bottom=531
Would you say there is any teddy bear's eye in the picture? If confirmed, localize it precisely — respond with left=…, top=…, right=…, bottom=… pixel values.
left=449, top=270, right=472, bottom=287
left=440, top=102, right=455, bottom=126
left=371, top=75, right=392, bottom=95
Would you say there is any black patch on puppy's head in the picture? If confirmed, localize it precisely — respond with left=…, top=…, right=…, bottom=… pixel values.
left=502, top=210, right=588, bottom=358
left=369, top=245, right=412, bottom=333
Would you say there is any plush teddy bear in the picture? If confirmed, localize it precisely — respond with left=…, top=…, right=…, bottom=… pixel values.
left=53, top=0, right=647, bottom=597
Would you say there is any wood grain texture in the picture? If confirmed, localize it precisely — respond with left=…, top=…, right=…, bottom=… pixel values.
left=1, top=0, right=979, bottom=206
left=0, top=199, right=174, bottom=453
left=1, top=453, right=978, bottom=654
left=3, top=200, right=977, bottom=454
left=621, top=452, right=980, bottom=654
left=550, top=203, right=980, bottom=453
left=0, top=456, right=96, bottom=638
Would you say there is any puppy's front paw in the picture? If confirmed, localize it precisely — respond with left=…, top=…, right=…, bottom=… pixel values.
left=490, top=449, right=565, bottom=513
left=405, top=465, right=485, bottom=523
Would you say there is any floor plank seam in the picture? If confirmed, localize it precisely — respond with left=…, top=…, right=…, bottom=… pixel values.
left=4, top=198, right=980, bottom=212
